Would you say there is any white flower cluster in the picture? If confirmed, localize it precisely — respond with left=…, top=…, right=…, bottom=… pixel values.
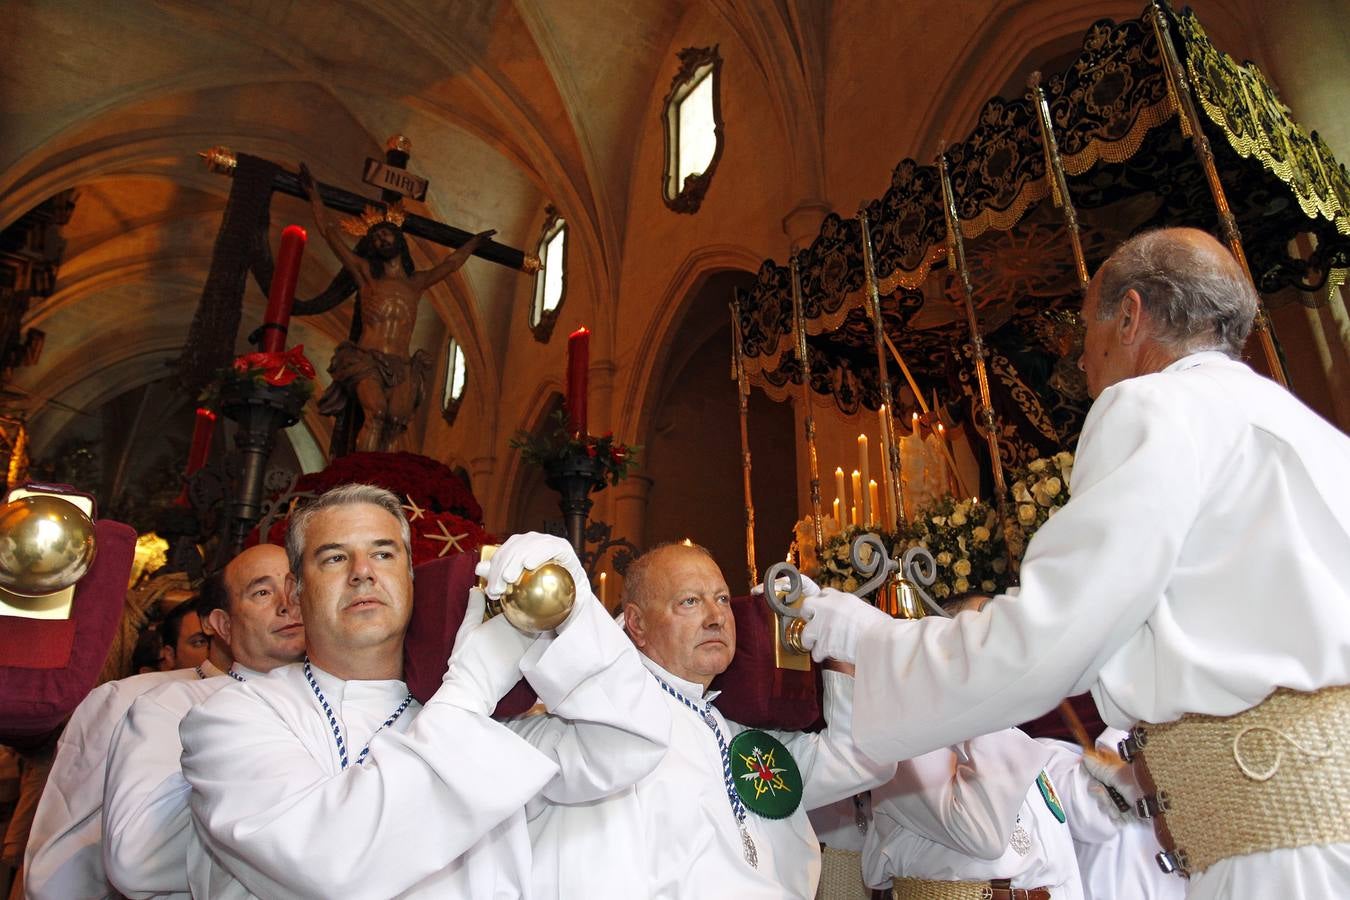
left=1006, top=450, right=1074, bottom=568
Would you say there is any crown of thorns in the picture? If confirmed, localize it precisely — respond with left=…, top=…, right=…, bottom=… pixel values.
left=340, top=201, right=407, bottom=237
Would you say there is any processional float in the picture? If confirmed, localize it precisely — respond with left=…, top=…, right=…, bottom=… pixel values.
left=741, top=0, right=1350, bottom=716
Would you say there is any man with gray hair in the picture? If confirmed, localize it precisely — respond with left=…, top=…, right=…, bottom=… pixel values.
left=178, top=483, right=669, bottom=898
left=801, top=227, right=1350, bottom=898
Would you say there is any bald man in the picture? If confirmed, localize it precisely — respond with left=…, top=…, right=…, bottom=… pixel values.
left=800, top=227, right=1350, bottom=898
left=101, top=544, right=303, bottom=899
left=521, top=541, right=893, bottom=899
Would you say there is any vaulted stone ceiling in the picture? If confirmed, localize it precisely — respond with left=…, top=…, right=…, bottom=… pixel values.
left=0, top=0, right=1282, bottom=480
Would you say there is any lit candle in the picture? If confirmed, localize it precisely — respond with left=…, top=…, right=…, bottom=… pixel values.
left=598, top=572, right=608, bottom=608
left=869, top=480, right=880, bottom=525
left=850, top=504, right=858, bottom=527
left=851, top=469, right=862, bottom=526
left=858, top=434, right=871, bottom=526
left=832, top=498, right=840, bottom=522
left=912, top=411, right=920, bottom=436
left=835, top=466, right=847, bottom=510
left=261, top=225, right=307, bottom=353
left=566, top=327, right=590, bottom=437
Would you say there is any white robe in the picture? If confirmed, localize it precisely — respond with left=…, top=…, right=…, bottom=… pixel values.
left=851, top=353, right=1350, bottom=898
left=1052, top=731, right=1186, bottom=900
left=101, top=665, right=261, bottom=899
left=862, top=729, right=1089, bottom=899
left=522, top=656, right=894, bottom=899
left=24, top=663, right=218, bottom=900
left=180, top=595, right=669, bottom=899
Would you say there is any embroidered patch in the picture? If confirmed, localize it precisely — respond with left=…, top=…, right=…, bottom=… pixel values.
left=1037, top=770, right=1066, bottom=823
left=728, top=730, right=802, bottom=819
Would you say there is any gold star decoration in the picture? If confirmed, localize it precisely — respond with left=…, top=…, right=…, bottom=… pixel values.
left=402, top=495, right=426, bottom=522
left=424, top=519, right=469, bottom=557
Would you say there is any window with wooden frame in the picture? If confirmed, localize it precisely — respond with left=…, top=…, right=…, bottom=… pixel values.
left=440, top=337, right=467, bottom=425
left=662, top=45, right=724, bottom=213
left=529, top=209, right=567, bottom=342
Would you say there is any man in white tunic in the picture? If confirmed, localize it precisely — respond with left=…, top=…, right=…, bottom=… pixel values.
left=179, top=484, right=669, bottom=899
left=800, top=228, right=1350, bottom=899
left=102, top=542, right=304, bottom=898
left=24, top=597, right=222, bottom=900
left=522, top=541, right=894, bottom=899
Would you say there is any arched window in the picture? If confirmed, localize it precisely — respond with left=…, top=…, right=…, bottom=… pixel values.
left=441, top=338, right=466, bottom=424
left=530, top=209, right=567, bottom=342
left=662, top=45, right=724, bottom=214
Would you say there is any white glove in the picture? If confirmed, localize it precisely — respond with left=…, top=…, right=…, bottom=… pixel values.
left=1082, top=747, right=1138, bottom=824
left=798, top=587, right=891, bottom=664
left=750, top=572, right=821, bottom=599
left=476, top=532, right=594, bottom=632
left=438, top=585, right=534, bottom=715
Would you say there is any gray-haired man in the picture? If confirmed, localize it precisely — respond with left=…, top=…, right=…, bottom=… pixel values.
left=802, top=228, right=1350, bottom=899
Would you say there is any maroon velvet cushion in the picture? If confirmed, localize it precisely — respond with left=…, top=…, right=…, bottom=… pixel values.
left=404, top=552, right=537, bottom=718
left=711, top=594, right=822, bottom=731
left=0, top=520, right=137, bottom=743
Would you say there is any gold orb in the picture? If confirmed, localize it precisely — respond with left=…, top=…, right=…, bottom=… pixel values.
left=500, top=561, right=575, bottom=634
left=0, top=495, right=98, bottom=597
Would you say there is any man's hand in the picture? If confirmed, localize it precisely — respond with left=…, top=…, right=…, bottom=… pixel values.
left=477, top=532, right=593, bottom=632
left=798, top=587, right=891, bottom=664
left=438, top=585, right=535, bottom=716
left=1082, top=747, right=1138, bottom=825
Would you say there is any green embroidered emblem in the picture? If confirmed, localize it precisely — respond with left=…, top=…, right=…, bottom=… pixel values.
left=728, top=730, right=802, bottom=820
left=1037, top=770, right=1066, bottom=823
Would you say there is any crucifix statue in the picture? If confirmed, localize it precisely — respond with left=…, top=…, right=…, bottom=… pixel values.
left=299, top=163, right=493, bottom=452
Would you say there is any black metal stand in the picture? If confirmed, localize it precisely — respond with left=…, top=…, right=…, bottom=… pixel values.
left=543, top=454, right=607, bottom=557
left=219, top=379, right=304, bottom=558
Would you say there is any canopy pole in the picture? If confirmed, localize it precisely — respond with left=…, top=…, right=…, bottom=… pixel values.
left=790, top=254, right=825, bottom=550
left=729, top=296, right=758, bottom=591
left=937, top=148, right=1015, bottom=550
left=858, top=209, right=907, bottom=528
left=1149, top=0, right=1288, bottom=387
left=1028, top=72, right=1091, bottom=296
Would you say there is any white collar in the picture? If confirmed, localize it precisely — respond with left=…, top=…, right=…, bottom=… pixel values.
left=232, top=663, right=265, bottom=680
left=638, top=653, right=722, bottom=703
left=198, top=659, right=226, bottom=678
left=1163, top=350, right=1235, bottom=372
left=304, top=660, right=409, bottom=703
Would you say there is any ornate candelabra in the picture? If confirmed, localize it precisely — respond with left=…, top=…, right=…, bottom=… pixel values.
left=218, top=379, right=305, bottom=558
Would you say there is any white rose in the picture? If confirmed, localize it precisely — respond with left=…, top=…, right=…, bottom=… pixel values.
left=1013, top=483, right=1033, bottom=503
left=1043, top=476, right=1062, bottom=497
left=1028, top=458, right=1048, bottom=473
left=953, top=558, right=972, bottom=577
left=981, top=580, right=997, bottom=592
left=934, top=583, right=951, bottom=598
left=931, top=516, right=947, bottom=527
left=1018, top=503, right=1037, bottom=524
left=954, top=577, right=970, bottom=593
left=1055, top=451, right=1074, bottom=469
left=950, top=511, right=967, bottom=526
left=972, top=525, right=991, bottom=542
left=936, top=551, right=953, bottom=566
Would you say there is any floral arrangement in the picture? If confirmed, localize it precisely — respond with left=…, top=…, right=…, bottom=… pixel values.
left=510, top=409, right=639, bottom=487
left=1005, top=450, right=1074, bottom=569
left=813, top=496, right=1009, bottom=600
left=200, top=346, right=317, bottom=409
left=897, top=495, right=1008, bottom=600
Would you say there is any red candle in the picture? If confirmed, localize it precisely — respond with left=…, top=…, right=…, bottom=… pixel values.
left=262, top=225, right=307, bottom=352
left=185, top=408, right=218, bottom=476
left=566, top=327, right=589, bottom=437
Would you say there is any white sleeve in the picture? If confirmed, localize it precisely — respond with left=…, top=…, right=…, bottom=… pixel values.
left=507, top=597, right=671, bottom=804
left=754, top=670, right=895, bottom=811
left=1041, top=742, right=1121, bottom=845
left=179, top=681, right=560, bottom=900
left=873, top=729, right=1053, bottom=859
left=24, top=682, right=120, bottom=900
left=102, top=687, right=197, bottom=897
left=852, top=383, right=1207, bottom=760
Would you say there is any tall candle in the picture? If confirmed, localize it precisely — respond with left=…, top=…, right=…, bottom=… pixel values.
left=262, top=225, right=307, bottom=352
left=868, top=480, right=880, bottom=526
left=858, top=434, right=871, bottom=526
left=834, top=467, right=847, bottom=510
left=598, top=572, right=608, bottom=608
left=851, top=469, right=862, bottom=527
left=850, top=504, right=858, bottom=527
left=185, top=407, right=217, bottom=476
left=566, top=327, right=590, bottom=437
left=832, top=498, right=840, bottom=522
